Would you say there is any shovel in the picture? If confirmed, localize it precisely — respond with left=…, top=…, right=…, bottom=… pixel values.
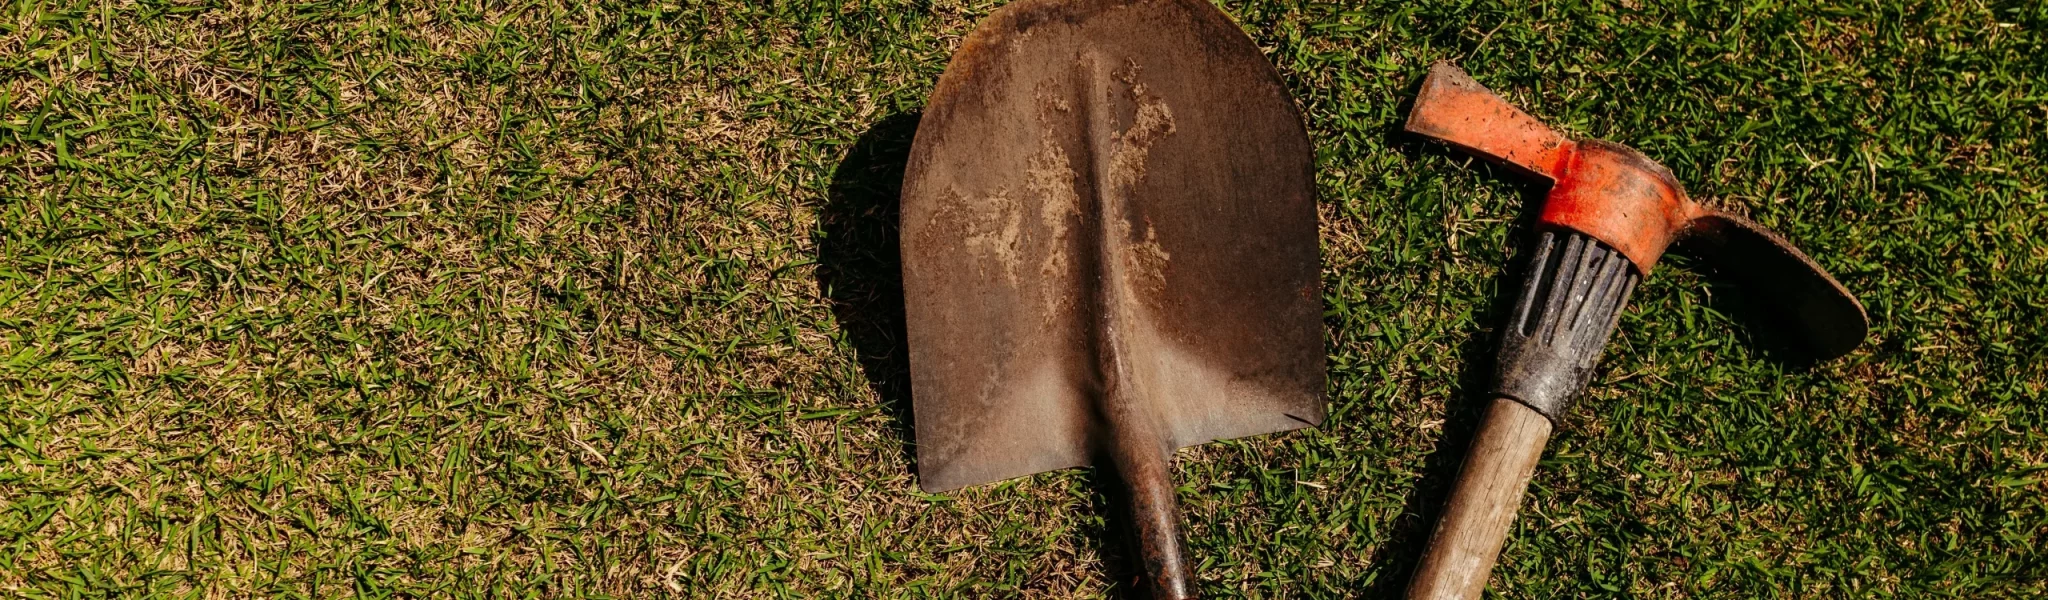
left=899, top=0, right=1325, bottom=597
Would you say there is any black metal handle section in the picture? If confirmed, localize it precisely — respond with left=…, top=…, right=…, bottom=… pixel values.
left=1493, top=231, right=1640, bottom=420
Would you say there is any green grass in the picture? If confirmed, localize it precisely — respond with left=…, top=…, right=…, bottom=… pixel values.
left=2, top=0, right=2043, bottom=597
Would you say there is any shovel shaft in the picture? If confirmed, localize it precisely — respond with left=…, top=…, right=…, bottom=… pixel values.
left=1406, top=397, right=1553, bottom=600
left=1111, top=433, right=1196, bottom=600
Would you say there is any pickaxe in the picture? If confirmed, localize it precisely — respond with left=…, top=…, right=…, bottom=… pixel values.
left=1401, top=62, right=1870, bottom=600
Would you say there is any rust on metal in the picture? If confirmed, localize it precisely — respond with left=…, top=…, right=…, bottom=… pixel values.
left=900, top=0, right=1324, bottom=596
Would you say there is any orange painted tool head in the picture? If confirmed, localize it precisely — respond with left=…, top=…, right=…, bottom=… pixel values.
left=1406, top=62, right=1869, bottom=359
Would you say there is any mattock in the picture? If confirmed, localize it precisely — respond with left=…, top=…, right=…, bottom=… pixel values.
left=1401, top=62, right=1871, bottom=600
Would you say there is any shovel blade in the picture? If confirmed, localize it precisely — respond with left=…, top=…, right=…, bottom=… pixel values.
left=902, top=0, right=1324, bottom=492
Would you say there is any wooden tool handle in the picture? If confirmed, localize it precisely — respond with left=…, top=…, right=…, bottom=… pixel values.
left=1406, top=397, right=1554, bottom=600
left=1109, top=420, right=1197, bottom=599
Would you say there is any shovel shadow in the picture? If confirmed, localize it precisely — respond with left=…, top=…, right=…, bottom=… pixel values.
left=818, top=112, right=924, bottom=473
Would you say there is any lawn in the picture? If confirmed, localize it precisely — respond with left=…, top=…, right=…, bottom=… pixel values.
left=2, top=0, right=2044, bottom=597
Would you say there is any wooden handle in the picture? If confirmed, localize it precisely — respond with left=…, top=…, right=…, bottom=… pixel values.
left=1406, top=397, right=1554, bottom=600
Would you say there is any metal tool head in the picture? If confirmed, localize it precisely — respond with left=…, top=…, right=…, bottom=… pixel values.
left=1406, top=61, right=1868, bottom=360
left=901, top=0, right=1325, bottom=493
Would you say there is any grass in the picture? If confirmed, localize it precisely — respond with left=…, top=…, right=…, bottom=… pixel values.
left=1, top=0, right=2043, bottom=597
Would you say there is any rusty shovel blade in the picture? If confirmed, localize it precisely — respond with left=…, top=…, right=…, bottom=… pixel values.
left=900, top=0, right=1323, bottom=595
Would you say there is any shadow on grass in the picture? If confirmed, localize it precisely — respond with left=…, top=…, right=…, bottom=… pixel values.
left=818, top=112, right=922, bottom=475
left=817, top=112, right=1158, bottom=599
left=1666, top=247, right=1846, bottom=369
